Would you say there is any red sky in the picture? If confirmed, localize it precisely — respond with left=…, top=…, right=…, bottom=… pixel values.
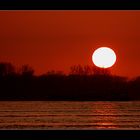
left=0, top=10, right=139, bottom=77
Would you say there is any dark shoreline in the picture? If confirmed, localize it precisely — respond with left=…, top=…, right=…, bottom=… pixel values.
left=0, top=63, right=140, bottom=101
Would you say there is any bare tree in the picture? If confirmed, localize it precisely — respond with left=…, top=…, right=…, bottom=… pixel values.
left=46, top=70, right=64, bottom=76
left=20, top=65, right=34, bottom=77
left=0, top=62, right=15, bottom=77
left=70, top=65, right=111, bottom=76
left=92, top=66, right=111, bottom=76
left=70, top=65, right=85, bottom=75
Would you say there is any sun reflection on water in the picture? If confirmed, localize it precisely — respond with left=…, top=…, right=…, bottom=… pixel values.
left=91, top=102, right=119, bottom=129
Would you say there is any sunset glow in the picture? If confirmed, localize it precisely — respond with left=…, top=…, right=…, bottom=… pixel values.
left=0, top=11, right=140, bottom=77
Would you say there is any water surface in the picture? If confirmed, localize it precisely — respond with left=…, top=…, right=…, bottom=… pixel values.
left=0, top=101, right=140, bottom=129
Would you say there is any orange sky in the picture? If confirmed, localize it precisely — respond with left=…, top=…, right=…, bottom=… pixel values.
left=0, top=10, right=140, bottom=77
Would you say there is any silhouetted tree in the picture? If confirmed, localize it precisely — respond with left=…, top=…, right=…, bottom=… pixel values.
left=19, top=65, right=34, bottom=77
left=46, top=70, right=64, bottom=76
left=83, top=65, right=94, bottom=75
left=128, top=76, right=140, bottom=100
left=70, top=65, right=84, bottom=75
left=0, top=62, right=139, bottom=101
left=92, top=67, right=111, bottom=76
left=0, top=62, right=15, bottom=77
left=70, top=65, right=111, bottom=76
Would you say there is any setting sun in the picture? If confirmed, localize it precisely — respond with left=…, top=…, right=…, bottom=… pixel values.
left=92, top=47, right=116, bottom=68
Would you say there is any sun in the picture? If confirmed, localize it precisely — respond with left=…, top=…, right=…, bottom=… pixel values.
left=92, top=47, right=116, bottom=68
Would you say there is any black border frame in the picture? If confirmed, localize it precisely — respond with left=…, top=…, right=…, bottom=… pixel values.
left=0, top=0, right=140, bottom=139
left=0, top=130, right=140, bottom=139
left=0, top=0, right=140, bottom=10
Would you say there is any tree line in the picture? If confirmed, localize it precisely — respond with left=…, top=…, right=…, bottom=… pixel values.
left=0, top=62, right=139, bottom=101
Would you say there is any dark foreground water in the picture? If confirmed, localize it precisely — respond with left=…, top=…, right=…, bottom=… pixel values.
left=0, top=101, right=140, bottom=130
